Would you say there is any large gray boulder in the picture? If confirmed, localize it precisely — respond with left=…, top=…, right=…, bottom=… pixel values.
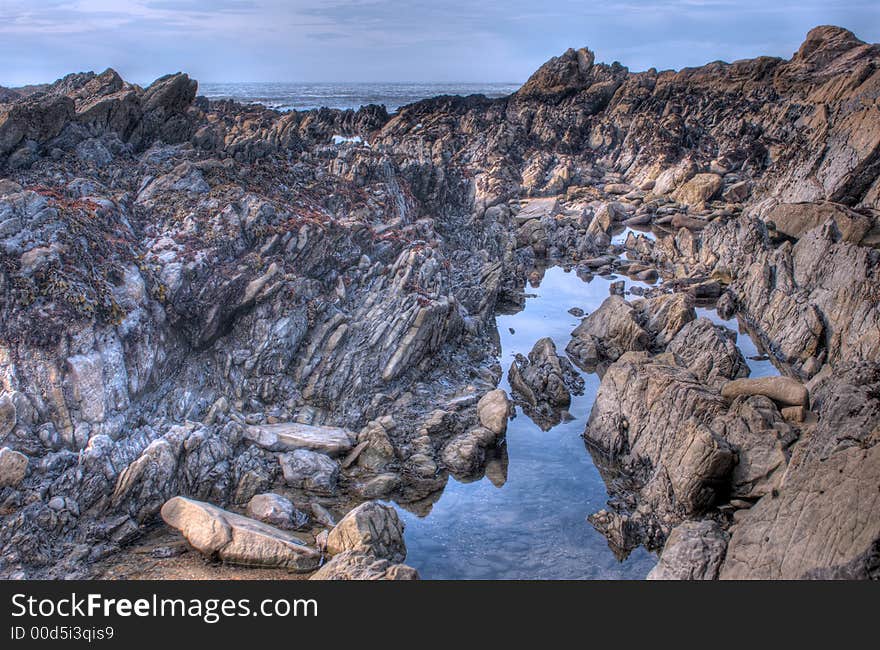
left=0, top=447, right=28, bottom=487
left=566, top=296, right=649, bottom=368
left=325, top=501, right=406, bottom=562
left=279, top=449, right=339, bottom=494
left=586, top=352, right=733, bottom=522
left=668, top=318, right=749, bottom=387
left=160, top=496, right=321, bottom=572
left=245, top=422, right=355, bottom=456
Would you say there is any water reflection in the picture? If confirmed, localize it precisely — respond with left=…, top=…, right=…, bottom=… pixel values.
left=394, top=253, right=778, bottom=579
left=395, top=266, right=657, bottom=579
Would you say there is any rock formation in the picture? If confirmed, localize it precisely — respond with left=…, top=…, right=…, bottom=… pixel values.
left=0, top=25, right=878, bottom=580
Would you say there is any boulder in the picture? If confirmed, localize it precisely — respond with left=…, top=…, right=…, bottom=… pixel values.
left=721, top=376, right=809, bottom=407
left=709, top=396, right=795, bottom=500
left=160, top=497, right=320, bottom=572
left=279, top=449, right=339, bottom=494
left=325, top=501, right=406, bottom=562
left=673, top=173, right=723, bottom=207
left=310, top=550, right=419, bottom=580
left=765, top=201, right=872, bottom=244
left=354, top=417, right=396, bottom=471
left=586, top=353, right=733, bottom=518
left=441, top=426, right=498, bottom=477
left=513, top=196, right=558, bottom=225
left=0, top=447, right=28, bottom=487
left=647, top=520, right=729, bottom=580
left=0, top=393, right=16, bottom=437
left=476, top=389, right=511, bottom=436
left=508, top=337, right=583, bottom=408
left=245, top=493, right=308, bottom=530
left=667, top=318, right=749, bottom=387
left=244, top=422, right=355, bottom=457
left=566, top=296, right=648, bottom=368
left=722, top=180, right=752, bottom=203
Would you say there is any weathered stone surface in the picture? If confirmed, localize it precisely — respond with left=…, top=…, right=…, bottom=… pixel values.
left=720, top=443, right=880, bottom=579
left=309, top=550, right=419, bottom=580
left=245, top=423, right=355, bottom=456
left=0, top=447, right=28, bottom=487
left=721, top=376, right=809, bottom=407
left=476, top=389, right=511, bottom=436
left=160, top=496, right=320, bottom=571
left=325, top=501, right=406, bottom=562
left=647, top=520, right=729, bottom=580
left=709, top=396, right=795, bottom=500
left=668, top=318, right=749, bottom=387
left=586, top=353, right=733, bottom=527
left=508, top=337, right=583, bottom=429
left=566, top=296, right=648, bottom=368
left=673, top=173, right=723, bottom=207
left=279, top=450, right=339, bottom=494
left=245, top=493, right=308, bottom=530
left=441, top=426, right=498, bottom=476
left=765, top=201, right=872, bottom=244
left=0, top=394, right=16, bottom=437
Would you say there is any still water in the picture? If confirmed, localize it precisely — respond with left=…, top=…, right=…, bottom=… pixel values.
left=396, top=266, right=658, bottom=579
left=394, top=243, right=777, bottom=579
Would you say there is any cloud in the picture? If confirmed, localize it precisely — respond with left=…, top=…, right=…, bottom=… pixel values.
left=0, top=0, right=877, bottom=84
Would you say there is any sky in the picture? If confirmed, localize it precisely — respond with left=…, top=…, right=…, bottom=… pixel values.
left=0, top=0, right=878, bottom=86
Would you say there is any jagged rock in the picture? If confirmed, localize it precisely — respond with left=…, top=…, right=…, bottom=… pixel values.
left=0, top=447, right=28, bottom=487
left=585, top=352, right=733, bottom=525
left=0, top=394, right=16, bottom=437
left=635, top=293, right=696, bottom=347
left=673, top=173, right=723, bottom=207
left=354, top=417, right=396, bottom=471
left=279, top=450, right=339, bottom=494
left=309, top=550, right=419, bottom=580
left=721, top=376, right=809, bottom=407
left=245, top=493, right=308, bottom=530
left=709, top=396, right=796, bottom=500
left=509, top=337, right=583, bottom=408
left=325, top=501, right=406, bottom=562
left=765, top=201, right=872, bottom=244
left=647, top=520, right=729, bottom=580
left=566, top=296, right=648, bottom=368
left=667, top=318, right=749, bottom=387
left=722, top=181, right=751, bottom=203
left=245, top=423, right=355, bottom=457
left=160, top=496, right=321, bottom=571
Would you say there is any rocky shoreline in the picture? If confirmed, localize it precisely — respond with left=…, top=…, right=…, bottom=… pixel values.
left=0, top=25, right=878, bottom=579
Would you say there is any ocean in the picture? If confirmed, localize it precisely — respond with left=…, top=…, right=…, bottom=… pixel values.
left=197, top=81, right=521, bottom=113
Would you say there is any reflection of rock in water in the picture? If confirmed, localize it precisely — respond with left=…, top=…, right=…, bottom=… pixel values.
left=483, top=443, right=509, bottom=488
left=394, top=476, right=449, bottom=518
